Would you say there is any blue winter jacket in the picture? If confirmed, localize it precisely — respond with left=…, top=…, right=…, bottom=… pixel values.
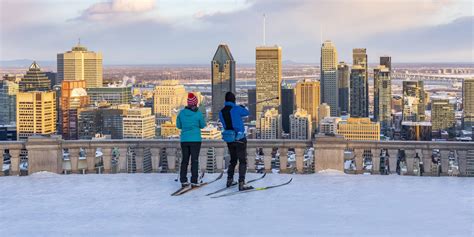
left=176, top=107, right=206, bottom=142
left=219, top=102, right=249, bottom=134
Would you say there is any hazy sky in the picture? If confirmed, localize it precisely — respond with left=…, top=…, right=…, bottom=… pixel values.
left=0, top=0, right=473, bottom=64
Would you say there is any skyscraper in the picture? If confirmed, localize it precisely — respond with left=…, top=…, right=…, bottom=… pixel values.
left=247, top=88, right=257, bottom=121
left=211, top=44, right=236, bottom=121
left=153, top=80, right=187, bottom=118
left=57, top=43, right=103, bottom=88
left=0, top=80, right=18, bottom=125
left=16, top=91, right=56, bottom=140
left=290, top=109, right=312, bottom=140
left=431, top=99, right=455, bottom=132
left=337, top=62, right=350, bottom=115
left=123, top=107, right=156, bottom=139
left=402, top=81, right=426, bottom=122
left=19, top=62, right=51, bottom=92
left=87, top=86, right=132, bottom=105
left=318, top=103, right=331, bottom=121
left=320, top=41, right=339, bottom=116
left=350, top=65, right=368, bottom=117
left=374, top=65, right=392, bottom=133
left=281, top=83, right=295, bottom=134
left=256, top=108, right=281, bottom=139
left=295, top=79, right=320, bottom=132
left=380, top=56, right=392, bottom=71
left=60, top=80, right=90, bottom=140
left=256, top=46, right=282, bottom=117
left=463, top=78, right=474, bottom=130
left=78, top=105, right=127, bottom=140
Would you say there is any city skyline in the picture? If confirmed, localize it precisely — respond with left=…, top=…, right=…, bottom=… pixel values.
left=1, top=0, right=473, bottom=64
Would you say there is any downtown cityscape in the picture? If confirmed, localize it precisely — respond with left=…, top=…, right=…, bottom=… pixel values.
left=0, top=0, right=473, bottom=236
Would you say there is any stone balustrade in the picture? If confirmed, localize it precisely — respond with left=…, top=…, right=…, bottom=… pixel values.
left=1, top=136, right=473, bottom=177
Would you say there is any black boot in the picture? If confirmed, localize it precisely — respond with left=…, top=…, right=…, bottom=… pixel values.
left=239, top=181, right=254, bottom=191
left=181, top=182, right=190, bottom=188
left=226, top=178, right=234, bottom=188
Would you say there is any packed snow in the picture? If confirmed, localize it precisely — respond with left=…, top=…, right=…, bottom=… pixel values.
left=0, top=172, right=472, bottom=236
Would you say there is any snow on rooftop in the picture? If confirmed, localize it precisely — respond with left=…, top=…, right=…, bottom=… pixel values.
left=0, top=173, right=472, bottom=236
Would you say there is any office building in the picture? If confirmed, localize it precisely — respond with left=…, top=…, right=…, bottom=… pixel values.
left=320, top=41, right=339, bottom=116
left=431, top=99, right=455, bottom=132
left=337, top=62, right=350, bottom=115
left=350, top=65, right=368, bottom=117
left=403, top=81, right=426, bottom=122
left=248, top=88, right=257, bottom=121
left=60, top=80, right=90, bottom=140
left=374, top=65, right=392, bottom=132
left=319, top=117, right=341, bottom=135
left=211, top=44, right=236, bottom=121
left=380, top=56, right=391, bottom=71
left=337, top=118, right=380, bottom=141
left=57, top=43, right=103, bottom=88
left=0, top=80, right=18, bottom=125
left=19, top=62, right=51, bottom=92
left=463, top=78, right=474, bottom=130
left=289, top=109, right=312, bottom=140
left=16, top=91, right=56, bottom=140
left=0, top=125, right=16, bottom=141
left=123, top=107, right=155, bottom=139
left=87, top=86, right=132, bottom=105
left=153, top=80, right=186, bottom=118
left=295, top=79, right=320, bottom=131
left=201, top=125, right=222, bottom=140
left=281, top=83, right=295, bottom=133
left=256, top=46, right=282, bottom=117
left=401, top=121, right=432, bottom=141
left=78, top=105, right=127, bottom=139
left=318, top=103, right=331, bottom=121
left=256, top=108, right=281, bottom=139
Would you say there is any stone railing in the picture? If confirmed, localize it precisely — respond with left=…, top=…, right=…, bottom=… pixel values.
left=1, top=136, right=473, bottom=177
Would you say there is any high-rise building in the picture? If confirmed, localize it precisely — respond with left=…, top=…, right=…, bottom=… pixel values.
left=318, top=103, right=331, bottom=121
left=60, top=80, right=90, bottom=140
left=57, top=43, right=103, bottom=88
left=290, top=109, right=312, bottom=140
left=0, top=80, right=18, bottom=125
left=16, top=91, right=56, bottom=140
left=19, top=62, right=51, bottom=92
left=380, top=56, right=392, bottom=71
left=211, top=44, right=236, bottom=121
left=320, top=41, right=339, bottom=116
left=247, top=88, right=257, bottom=121
left=87, top=86, right=132, bottom=105
left=256, top=108, right=281, bottom=139
left=401, top=121, right=432, bottom=141
left=337, top=118, right=380, bottom=141
left=256, top=46, right=282, bottom=117
left=374, top=65, right=392, bottom=132
left=431, top=99, right=455, bottom=132
left=281, top=83, right=295, bottom=133
left=3, top=74, right=22, bottom=83
left=123, top=107, right=155, bottom=139
left=78, top=105, right=127, bottom=139
left=463, top=78, right=474, bottom=130
left=295, top=79, right=320, bottom=132
left=319, top=117, right=341, bottom=135
left=350, top=65, right=368, bottom=117
left=403, top=81, right=426, bottom=122
left=337, top=62, right=350, bottom=115
left=153, top=80, right=186, bottom=118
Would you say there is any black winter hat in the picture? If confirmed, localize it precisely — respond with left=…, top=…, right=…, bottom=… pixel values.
left=225, top=91, right=236, bottom=103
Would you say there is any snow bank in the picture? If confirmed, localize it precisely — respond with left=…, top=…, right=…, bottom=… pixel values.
left=29, top=171, right=59, bottom=177
left=317, top=169, right=346, bottom=175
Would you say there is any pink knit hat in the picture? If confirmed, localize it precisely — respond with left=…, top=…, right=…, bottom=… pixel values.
left=187, top=93, right=198, bottom=107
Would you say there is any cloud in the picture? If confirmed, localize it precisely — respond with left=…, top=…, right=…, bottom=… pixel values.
left=76, top=0, right=156, bottom=21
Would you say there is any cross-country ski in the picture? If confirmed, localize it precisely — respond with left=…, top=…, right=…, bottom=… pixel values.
left=210, top=178, right=293, bottom=198
left=205, top=172, right=267, bottom=196
left=172, top=172, right=224, bottom=196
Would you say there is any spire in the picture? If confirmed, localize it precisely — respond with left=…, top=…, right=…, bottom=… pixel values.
left=29, top=61, right=41, bottom=70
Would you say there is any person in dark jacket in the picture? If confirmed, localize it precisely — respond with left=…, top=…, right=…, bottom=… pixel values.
left=176, top=93, right=206, bottom=187
left=219, top=92, right=253, bottom=191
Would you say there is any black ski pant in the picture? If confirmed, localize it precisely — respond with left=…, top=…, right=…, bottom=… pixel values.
left=180, top=142, right=201, bottom=184
left=227, top=139, right=247, bottom=182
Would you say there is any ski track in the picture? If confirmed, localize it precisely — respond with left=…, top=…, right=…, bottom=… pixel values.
left=0, top=173, right=472, bottom=236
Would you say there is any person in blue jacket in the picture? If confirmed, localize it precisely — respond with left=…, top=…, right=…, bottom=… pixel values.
left=219, top=92, right=253, bottom=191
left=176, top=93, right=206, bottom=187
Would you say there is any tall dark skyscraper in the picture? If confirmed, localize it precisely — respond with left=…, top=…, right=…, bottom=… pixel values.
left=337, top=62, right=350, bottom=115
left=380, top=56, right=392, bottom=71
left=350, top=49, right=369, bottom=117
left=19, top=61, right=51, bottom=92
left=248, top=88, right=257, bottom=121
left=211, top=44, right=235, bottom=121
left=281, top=83, right=295, bottom=133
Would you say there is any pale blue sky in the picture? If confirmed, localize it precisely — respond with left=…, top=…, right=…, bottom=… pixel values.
left=1, top=0, right=473, bottom=64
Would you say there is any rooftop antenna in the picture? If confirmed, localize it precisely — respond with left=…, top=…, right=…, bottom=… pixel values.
left=263, top=13, right=266, bottom=46
left=320, top=24, right=323, bottom=46
left=78, top=37, right=81, bottom=45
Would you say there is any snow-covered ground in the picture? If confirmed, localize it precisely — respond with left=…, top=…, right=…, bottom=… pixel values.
left=0, top=172, right=472, bottom=236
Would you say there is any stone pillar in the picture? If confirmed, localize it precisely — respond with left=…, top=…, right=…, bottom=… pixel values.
left=457, top=150, right=467, bottom=175
left=85, top=148, right=96, bottom=174
left=166, top=148, right=177, bottom=172
left=118, top=147, right=128, bottom=173
left=295, top=148, right=305, bottom=174
left=262, top=148, right=273, bottom=173
left=421, top=149, right=432, bottom=175
left=440, top=150, right=450, bottom=174
left=9, top=149, right=21, bottom=176
left=353, top=149, right=364, bottom=174
left=102, top=148, right=112, bottom=174
left=134, top=147, right=144, bottom=173
left=215, top=147, right=225, bottom=172
left=150, top=148, right=161, bottom=173
left=405, top=149, right=416, bottom=175
left=371, top=149, right=380, bottom=174
left=69, top=148, right=80, bottom=174
left=314, top=145, right=345, bottom=172
left=279, top=148, right=288, bottom=173
left=387, top=149, right=398, bottom=174
left=246, top=147, right=256, bottom=172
